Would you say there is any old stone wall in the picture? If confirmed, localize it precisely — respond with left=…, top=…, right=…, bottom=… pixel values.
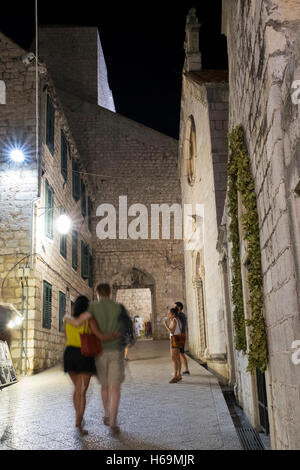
left=0, top=33, right=38, bottom=370
left=223, top=0, right=300, bottom=449
left=31, top=83, right=93, bottom=372
left=116, top=288, right=152, bottom=322
left=38, top=27, right=115, bottom=111
left=0, top=31, right=95, bottom=373
left=178, top=74, right=230, bottom=380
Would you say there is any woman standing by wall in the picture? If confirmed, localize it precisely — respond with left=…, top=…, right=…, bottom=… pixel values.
left=163, top=308, right=183, bottom=383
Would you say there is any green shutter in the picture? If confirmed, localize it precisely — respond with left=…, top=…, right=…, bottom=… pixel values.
left=72, top=160, right=80, bottom=201
left=88, top=197, right=92, bottom=232
left=72, top=230, right=78, bottom=270
left=59, top=291, right=66, bottom=332
left=45, top=180, right=54, bottom=239
left=81, top=180, right=86, bottom=217
left=61, top=131, right=68, bottom=181
left=43, top=281, right=52, bottom=329
left=81, top=241, right=89, bottom=279
left=88, top=252, right=93, bottom=288
left=46, top=94, right=55, bottom=154
left=60, top=208, right=67, bottom=259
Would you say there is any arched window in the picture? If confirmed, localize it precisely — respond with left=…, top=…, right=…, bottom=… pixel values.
left=185, top=116, right=197, bottom=185
left=0, top=80, right=6, bottom=104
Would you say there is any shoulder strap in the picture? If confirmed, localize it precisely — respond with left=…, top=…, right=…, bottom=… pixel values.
left=83, top=320, right=90, bottom=334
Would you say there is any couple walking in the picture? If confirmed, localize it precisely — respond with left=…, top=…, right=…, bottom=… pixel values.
left=163, top=302, right=190, bottom=383
left=63, top=283, right=125, bottom=436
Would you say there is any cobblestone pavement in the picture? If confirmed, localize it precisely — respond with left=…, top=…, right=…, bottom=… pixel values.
left=0, top=340, right=242, bottom=450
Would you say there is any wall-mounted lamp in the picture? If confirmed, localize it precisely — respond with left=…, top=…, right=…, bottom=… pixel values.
left=56, top=214, right=72, bottom=235
left=10, top=148, right=25, bottom=163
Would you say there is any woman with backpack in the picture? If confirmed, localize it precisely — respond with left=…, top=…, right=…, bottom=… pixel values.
left=163, top=307, right=184, bottom=383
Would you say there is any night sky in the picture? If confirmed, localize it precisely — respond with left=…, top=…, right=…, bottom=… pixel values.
left=0, top=1, right=227, bottom=139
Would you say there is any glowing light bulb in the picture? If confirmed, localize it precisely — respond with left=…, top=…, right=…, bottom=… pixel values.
left=7, top=320, right=15, bottom=329
left=10, top=148, right=25, bottom=163
left=56, top=214, right=72, bottom=234
left=14, top=316, right=23, bottom=326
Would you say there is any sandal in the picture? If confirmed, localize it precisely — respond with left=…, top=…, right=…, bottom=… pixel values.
left=169, top=377, right=178, bottom=383
left=110, top=425, right=120, bottom=435
left=103, top=416, right=110, bottom=426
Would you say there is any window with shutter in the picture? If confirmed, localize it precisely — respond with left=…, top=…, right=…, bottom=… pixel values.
left=58, top=291, right=66, bottom=332
left=42, top=281, right=52, bottom=329
left=60, top=208, right=67, bottom=259
left=61, top=130, right=68, bottom=181
left=46, top=94, right=55, bottom=154
left=81, top=180, right=86, bottom=217
left=88, top=197, right=92, bottom=232
left=72, top=159, right=80, bottom=202
left=88, top=252, right=93, bottom=288
left=81, top=241, right=89, bottom=279
left=72, top=230, right=78, bottom=270
left=45, top=180, right=54, bottom=239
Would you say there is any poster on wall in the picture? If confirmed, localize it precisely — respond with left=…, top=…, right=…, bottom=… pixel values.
left=0, top=340, right=17, bottom=388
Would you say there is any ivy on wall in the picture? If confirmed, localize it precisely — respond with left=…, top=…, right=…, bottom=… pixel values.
left=227, top=125, right=268, bottom=373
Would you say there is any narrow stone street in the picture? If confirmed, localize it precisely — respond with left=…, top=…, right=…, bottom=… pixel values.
left=0, top=340, right=241, bottom=450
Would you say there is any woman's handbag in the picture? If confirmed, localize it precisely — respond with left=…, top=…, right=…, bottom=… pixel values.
left=171, top=333, right=185, bottom=349
left=80, top=321, right=102, bottom=357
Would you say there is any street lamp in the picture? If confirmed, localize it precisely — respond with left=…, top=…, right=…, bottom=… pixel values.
left=10, top=148, right=25, bottom=163
left=56, top=214, right=72, bottom=234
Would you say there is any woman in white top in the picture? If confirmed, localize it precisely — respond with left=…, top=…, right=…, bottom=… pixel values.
left=163, top=308, right=182, bottom=383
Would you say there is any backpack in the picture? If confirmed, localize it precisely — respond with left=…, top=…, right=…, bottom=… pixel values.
left=118, top=304, right=135, bottom=348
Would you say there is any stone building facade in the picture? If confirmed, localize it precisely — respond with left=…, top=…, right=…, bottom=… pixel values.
left=0, top=26, right=184, bottom=373
left=220, top=0, right=300, bottom=450
left=0, top=31, right=95, bottom=372
left=180, top=3, right=300, bottom=449
left=178, top=9, right=232, bottom=381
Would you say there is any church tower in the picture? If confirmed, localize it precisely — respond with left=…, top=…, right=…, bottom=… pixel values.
left=184, top=8, right=202, bottom=72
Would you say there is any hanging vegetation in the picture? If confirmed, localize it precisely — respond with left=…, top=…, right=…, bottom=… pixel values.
left=227, top=125, right=268, bottom=373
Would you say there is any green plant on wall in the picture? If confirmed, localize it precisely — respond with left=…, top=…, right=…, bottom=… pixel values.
left=227, top=125, right=268, bottom=373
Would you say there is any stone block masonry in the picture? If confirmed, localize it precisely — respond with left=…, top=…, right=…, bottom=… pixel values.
left=222, top=0, right=300, bottom=450
left=0, top=32, right=38, bottom=371
left=0, top=31, right=94, bottom=373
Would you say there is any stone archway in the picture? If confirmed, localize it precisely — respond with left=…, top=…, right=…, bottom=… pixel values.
left=111, top=267, right=157, bottom=338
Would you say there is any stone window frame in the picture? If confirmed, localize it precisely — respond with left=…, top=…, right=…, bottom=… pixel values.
left=185, top=115, right=197, bottom=186
left=42, top=280, right=52, bottom=330
left=58, top=291, right=66, bottom=333
left=59, top=207, right=67, bottom=259
left=72, top=229, right=78, bottom=271
left=81, top=240, right=89, bottom=280
left=60, top=129, right=68, bottom=182
left=45, top=180, right=54, bottom=240
left=46, top=94, right=55, bottom=155
left=0, top=80, right=6, bottom=104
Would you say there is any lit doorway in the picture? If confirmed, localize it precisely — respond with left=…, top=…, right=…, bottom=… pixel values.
left=116, top=288, right=153, bottom=339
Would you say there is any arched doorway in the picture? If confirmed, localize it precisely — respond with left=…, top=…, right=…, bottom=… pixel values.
left=111, top=267, right=156, bottom=339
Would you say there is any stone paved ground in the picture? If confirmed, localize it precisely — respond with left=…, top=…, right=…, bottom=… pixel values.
left=0, top=340, right=242, bottom=450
